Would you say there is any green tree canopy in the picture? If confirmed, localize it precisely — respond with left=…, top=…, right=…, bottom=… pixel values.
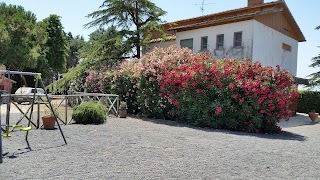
left=42, top=14, right=68, bottom=73
left=0, top=3, right=45, bottom=71
left=85, top=0, right=166, bottom=59
left=47, top=26, right=126, bottom=93
left=66, top=32, right=86, bottom=69
left=80, top=26, right=128, bottom=68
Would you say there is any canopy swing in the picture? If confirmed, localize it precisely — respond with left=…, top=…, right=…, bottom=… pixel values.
left=0, top=70, right=67, bottom=164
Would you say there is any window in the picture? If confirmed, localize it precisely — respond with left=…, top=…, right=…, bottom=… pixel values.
left=282, top=43, right=291, bottom=51
left=234, top=32, right=242, bottom=47
left=201, top=36, right=208, bottom=51
left=180, top=38, right=193, bottom=50
left=216, top=34, right=224, bottom=49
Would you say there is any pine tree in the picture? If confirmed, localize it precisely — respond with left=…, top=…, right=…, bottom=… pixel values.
left=85, top=0, right=166, bottom=59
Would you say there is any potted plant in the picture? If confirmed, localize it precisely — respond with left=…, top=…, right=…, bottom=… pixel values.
left=118, top=101, right=127, bottom=118
left=308, top=110, right=319, bottom=122
left=42, top=102, right=60, bottom=129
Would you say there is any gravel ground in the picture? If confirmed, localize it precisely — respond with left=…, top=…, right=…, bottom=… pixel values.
left=1, top=113, right=320, bottom=179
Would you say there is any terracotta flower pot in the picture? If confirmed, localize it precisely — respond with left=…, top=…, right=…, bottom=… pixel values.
left=42, top=116, right=56, bottom=129
left=308, top=112, right=319, bottom=122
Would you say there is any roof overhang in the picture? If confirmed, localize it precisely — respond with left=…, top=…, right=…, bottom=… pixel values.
left=168, top=8, right=282, bottom=32
left=163, top=1, right=305, bottom=42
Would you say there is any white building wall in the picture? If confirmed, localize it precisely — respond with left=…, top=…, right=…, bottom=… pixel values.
left=149, top=40, right=176, bottom=50
left=148, top=20, right=299, bottom=76
left=175, top=20, right=255, bottom=59
left=252, top=21, right=298, bottom=75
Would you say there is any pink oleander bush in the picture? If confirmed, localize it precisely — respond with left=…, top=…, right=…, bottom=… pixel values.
left=84, top=70, right=102, bottom=93
left=84, top=45, right=297, bottom=133
left=112, top=59, right=140, bottom=114
left=159, top=53, right=297, bottom=133
left=134, top=45, right=195, bottom=118
left=84, top=62, right=139, bottom=114
left=84, top=69, right=113, bottom=94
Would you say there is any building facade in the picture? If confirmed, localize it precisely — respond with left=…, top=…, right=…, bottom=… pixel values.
left=150, top=0, right=305, bottom=76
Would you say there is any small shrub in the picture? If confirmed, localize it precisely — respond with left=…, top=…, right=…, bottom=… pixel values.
left=72, top=101, right=107, bottom=124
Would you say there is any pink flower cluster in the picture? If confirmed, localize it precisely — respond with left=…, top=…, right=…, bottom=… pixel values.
left=84, top=70, right=103, bottom=93
left=158, top=53, right=297, bottom=133
left=84, top=68, right=113, bottom=94
left=112, top=45, right=196, bottom=117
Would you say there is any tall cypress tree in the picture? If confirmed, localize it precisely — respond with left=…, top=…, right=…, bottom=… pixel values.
left=42, top=14, right=68, bottom=74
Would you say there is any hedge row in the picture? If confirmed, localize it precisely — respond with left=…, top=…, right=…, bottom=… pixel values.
left=84, top=45, right=297, bottom=133
left=297, top=90, right=320, bottom=113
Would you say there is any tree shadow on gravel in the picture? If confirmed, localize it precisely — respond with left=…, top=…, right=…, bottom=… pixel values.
left=135, top=116, right=306, bottom=142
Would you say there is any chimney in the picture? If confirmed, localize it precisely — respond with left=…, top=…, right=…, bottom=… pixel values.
left=248, top=0, right=264, bottom=7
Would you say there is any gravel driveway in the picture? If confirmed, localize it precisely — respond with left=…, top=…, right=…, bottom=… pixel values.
left=1, top=113, right=320, bottom=179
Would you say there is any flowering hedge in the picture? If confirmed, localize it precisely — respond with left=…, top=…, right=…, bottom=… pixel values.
left=95, top=45, right=195, bottom=117
left=159, top=54, right=297, bottom=133
left=84, top=70, right=103, bottom=93
left=84, top=69, right=113, bottom=94
left=111, top=60, right=140, bottom=114
left=84, top=60, right=141, bottom=114
left=134, top=46, right=195, bottom=118
left=297, top=90, right=320, bottom=113
left=85, top=45, right=297, bottom=133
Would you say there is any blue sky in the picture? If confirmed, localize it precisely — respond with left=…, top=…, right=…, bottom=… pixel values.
left=2, top=0, right=320, bottom=80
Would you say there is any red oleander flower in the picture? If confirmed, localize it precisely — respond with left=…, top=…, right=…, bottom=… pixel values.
left=232, top=94, right=238, bottom=99
left=215, top=106, right=222, bottom=115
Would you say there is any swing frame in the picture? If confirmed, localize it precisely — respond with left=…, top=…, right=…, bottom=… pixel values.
left=0, top=70, right=67, bottom=164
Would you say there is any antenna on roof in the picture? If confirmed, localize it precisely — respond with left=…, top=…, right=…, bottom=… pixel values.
left=194, top=0, right=215, bottom=15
